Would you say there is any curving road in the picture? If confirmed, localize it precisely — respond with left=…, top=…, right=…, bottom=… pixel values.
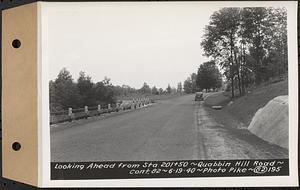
left=51, top=94, right=287, bottom=162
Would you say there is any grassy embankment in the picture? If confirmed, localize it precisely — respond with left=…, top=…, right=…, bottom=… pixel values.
left=205, top=79, right=288, bottom=127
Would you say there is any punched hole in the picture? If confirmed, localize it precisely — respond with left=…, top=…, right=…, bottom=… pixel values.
left=12, top=39, right=21, bottom=48
left=12, top=142, right=21, bottom=151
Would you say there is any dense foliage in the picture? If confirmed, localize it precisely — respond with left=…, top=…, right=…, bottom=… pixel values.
left=196, top=61, right=222, bottom=91
left=50, top=68, right=116, bottom=112
left=50, top=68, right=180, bottom=112
left=183, top=73, right=197, bottom=94
left=201, top=7, right=287, bottom=97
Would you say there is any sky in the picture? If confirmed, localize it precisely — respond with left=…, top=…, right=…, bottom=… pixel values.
left=43, top=2, right=221, bottom=89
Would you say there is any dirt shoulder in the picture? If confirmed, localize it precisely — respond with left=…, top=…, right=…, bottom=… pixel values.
left=196, top=102, right=288, bottom=159
left=200, top=80, right=289, bottom=156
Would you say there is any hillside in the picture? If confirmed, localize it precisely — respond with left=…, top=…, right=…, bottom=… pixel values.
left=205, top=79, right=288, bottom=126
left=225, top=80, right=288, bottom=125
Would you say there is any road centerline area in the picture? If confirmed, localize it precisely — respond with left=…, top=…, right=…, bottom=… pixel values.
left=51, top=95, right=199, bottom=162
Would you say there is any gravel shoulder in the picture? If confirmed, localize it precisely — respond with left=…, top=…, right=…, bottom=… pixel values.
left=197, top=101, right=288, bottom=159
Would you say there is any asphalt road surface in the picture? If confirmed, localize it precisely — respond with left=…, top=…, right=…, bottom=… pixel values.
left=51, top=94, right=287, bottom=162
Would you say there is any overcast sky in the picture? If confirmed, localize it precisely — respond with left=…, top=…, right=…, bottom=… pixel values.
left=43, top=2, right=221, bottom=89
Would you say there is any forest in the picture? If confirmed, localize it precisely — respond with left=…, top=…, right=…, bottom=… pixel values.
left=49, top=69, right=182, bottom=112
left=200, top=7, right=288, bottom=97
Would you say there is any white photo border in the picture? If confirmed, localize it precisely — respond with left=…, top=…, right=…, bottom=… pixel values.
left=38, top=1, right=298, bottom=187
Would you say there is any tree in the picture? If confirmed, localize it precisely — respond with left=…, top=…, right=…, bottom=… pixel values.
left=183, top=77, right=193, bottom=94
left=151, top=86, right=159, bottom=95
left=201, top=7, right=287, bottom=97
left=166, top=84, right=172, bottom=94
left=158, top=88, right=164, bottom=94
left=177, top=82, right=183, bottom=93
left=196, top=61, right=222, bottom=92
left=50, top=68, right=80, bottom=109
left=171, top=87, right=177, bottom=94
left=94, top=81, right=116, bottom=105
left=139, top=82, right=151, bottom=94
left=239, top=7, right=287, bottom=85
left=49, top=80, right=64, bottom=112
left=190, top=73, right=197, bottom=93
left=266, top=8, right=288, bottom=75
left=49, top=69, right=118, bottom=112
left=113, top=85, right=137, bottom=97
left=102, top=76, right=112, bottom=86
left=77, top=71, right=95, bottom=106
left=201, top=8, right=241, bottom=98
left=241, top=7, right=270, bottom=84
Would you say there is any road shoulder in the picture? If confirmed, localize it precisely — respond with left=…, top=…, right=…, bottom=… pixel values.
left=196, top=101, right=288, bottom=159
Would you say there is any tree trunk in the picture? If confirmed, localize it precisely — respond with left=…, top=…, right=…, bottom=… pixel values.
left=234, top=50, right=242, bottom=96
left=254, top=30, right=263, bottom=84
left=241, top=52, right=246, bottom=94
left=237, top=73, right=242, bottom=96
left=241, top=45, right=246, bottom=94
left=230, top=37, right=235, bottom=98
left=241, top=68, right=245, bottom=94
left=231, top=74, right=234, bottom=99
left=283, top=42, right=288, bottom=73
left=255, top=58, right=261, bottom=84
left=230, top=59, right=235, bottom=98
left=240, top=41, right=247, bottom=94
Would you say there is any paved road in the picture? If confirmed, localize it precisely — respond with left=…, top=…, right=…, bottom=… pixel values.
left=51, top=94, right=287, bottom=162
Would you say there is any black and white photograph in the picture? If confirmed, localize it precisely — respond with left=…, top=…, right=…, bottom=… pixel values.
left=42, top=1, right=297, bottom=184
left=1, top=0, right=298, bottom=188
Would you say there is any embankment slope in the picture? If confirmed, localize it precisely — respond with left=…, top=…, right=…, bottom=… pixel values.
left=204, top=80, right=288, bottom=148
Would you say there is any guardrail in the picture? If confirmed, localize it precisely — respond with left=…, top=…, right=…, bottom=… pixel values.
left=50, top=98, right=152, bottom=124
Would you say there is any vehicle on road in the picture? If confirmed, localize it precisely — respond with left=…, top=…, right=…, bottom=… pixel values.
left=195, top=92, right=204, bottom=101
